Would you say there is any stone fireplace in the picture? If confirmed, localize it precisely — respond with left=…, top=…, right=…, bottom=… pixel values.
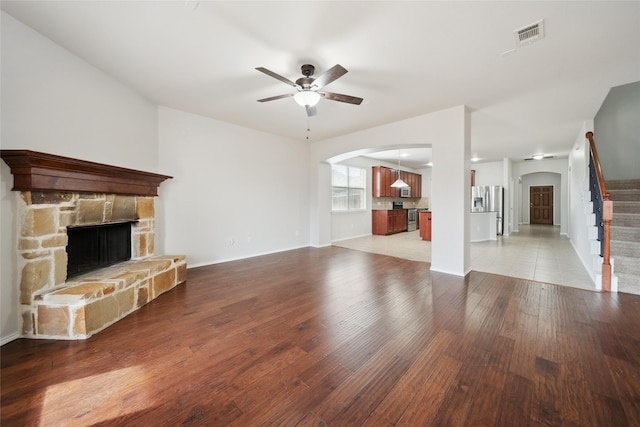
left=1, top=150, right=187, bottom=339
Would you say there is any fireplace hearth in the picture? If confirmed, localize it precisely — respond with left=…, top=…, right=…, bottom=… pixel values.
left=1, top=150, right=186, bottom=339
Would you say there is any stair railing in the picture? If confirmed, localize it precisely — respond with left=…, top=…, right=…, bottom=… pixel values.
left=586, top=131, right=612, bottom=292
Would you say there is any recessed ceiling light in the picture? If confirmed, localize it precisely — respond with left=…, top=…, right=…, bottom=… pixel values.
left=525, top=154, right=554, bottom=161
left=471, top=157, right=480, bottom=162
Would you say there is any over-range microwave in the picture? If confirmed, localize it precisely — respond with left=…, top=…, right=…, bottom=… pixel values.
left=400, top=187, right=411, bottom=197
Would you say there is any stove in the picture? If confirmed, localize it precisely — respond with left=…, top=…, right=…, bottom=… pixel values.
left=407, top=208, right=417, bottom=231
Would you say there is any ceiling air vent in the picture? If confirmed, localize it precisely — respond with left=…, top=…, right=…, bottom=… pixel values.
left=514, top=19, right=544, bottom=46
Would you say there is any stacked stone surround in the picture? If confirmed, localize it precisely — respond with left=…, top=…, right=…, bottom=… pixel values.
left=17, top=191, right=186, bottom=339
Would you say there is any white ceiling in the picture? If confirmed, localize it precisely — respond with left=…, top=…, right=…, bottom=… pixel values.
left=363, top=148, right=434, bottom=170
left=2, top=1, right=639, bottom=166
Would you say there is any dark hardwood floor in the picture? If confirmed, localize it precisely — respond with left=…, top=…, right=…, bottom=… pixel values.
left=2, top=247, right=640, bottom=426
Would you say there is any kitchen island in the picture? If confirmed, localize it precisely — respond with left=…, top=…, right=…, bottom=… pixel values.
left=470, top=211, right=497, bottom=242
left=419, top=211, right=431, bottom=241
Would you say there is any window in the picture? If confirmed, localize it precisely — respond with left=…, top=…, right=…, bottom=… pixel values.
left=332, top=165, right=366, bottom=211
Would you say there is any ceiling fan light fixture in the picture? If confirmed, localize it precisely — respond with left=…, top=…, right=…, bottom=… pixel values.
left=256, top=64, right=362, bottom=117
left=294, top=91, right=321, bottom=107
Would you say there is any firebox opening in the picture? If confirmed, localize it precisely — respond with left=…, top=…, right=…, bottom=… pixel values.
left=66, top=221, right=135, bottom=279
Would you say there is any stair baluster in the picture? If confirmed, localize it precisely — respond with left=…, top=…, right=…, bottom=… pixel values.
left=586, top=132, right=612, bottom=292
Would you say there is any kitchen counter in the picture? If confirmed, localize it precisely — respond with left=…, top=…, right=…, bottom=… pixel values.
left=470, top=211, right=497, bottom=242
left=372, top=209, right=408, bottom=235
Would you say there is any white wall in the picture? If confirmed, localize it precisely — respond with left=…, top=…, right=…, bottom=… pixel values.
left=431, top=108, right=471, bottom=275
left=157, top=107, right=310, bottom=267
left=568, top=121, right=597, bottom=286
left=420, top=167, right=432, bottom=205
left=0, top=168, right=18, bottom=344
left=311, top=106, right=470, bottom=276
left=503, top=158, right=513, bottom=236
left=0, top=12, right=158, bottom=170
left=513, top=158, right=569, bottom=235
left=1, top=13, right=159, bottom=344
left=520, top=173, right=562, bottom=225
left=594, top=81, right=640, bottom=180
left=472, top=161, right=504, bottom=187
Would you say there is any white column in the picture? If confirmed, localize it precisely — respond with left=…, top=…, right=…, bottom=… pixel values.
left=430, top=106, right=471, bottom=276
left=503, top=157, right=512, bottom=236
left=310, top=161, right=332, bottom=247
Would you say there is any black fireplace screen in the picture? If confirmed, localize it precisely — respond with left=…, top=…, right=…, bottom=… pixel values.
left=66, top=221, right=133, bottom=278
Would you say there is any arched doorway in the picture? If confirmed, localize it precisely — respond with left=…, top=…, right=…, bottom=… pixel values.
left=519, top=172, right=562, bottom=226
left=309, top=106, right=471, bottom=276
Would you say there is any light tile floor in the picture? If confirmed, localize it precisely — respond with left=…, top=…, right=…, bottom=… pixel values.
left=332, top=224, right=595, bottom=290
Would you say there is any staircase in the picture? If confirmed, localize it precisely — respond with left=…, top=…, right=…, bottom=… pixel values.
left=608, top=179, right=640, bottom=295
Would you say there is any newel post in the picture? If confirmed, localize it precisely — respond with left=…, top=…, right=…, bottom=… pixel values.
left=602, top=192, right=613, bottom=292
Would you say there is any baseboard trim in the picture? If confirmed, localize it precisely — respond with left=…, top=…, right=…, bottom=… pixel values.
left=331, top=233, right=372, bottom=243
left=1, top=332, right=21, bottom=346
left=187, top=245, right=310, bottom=269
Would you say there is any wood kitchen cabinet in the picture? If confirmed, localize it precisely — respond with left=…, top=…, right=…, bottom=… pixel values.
left=372, top=166, right=422, bottom=198
left=372, top=166, right=399, bottom=198
left=372, top=210, right=407, bottom=235
left=413, top=173, right=422, bottom=197
left=419, top=211, right=432, bottom=241
left=391, top=210, right=407, bottom=233
left=372, top=166, right=388, bottom=197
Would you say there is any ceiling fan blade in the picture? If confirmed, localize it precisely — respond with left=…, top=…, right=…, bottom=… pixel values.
left=255, top=67, right=298, bottom=87
left=257, top=93, right=294, bottom=103
left=312, top=64, right=348, bottom=89
left=320, top=91, right=363, bottom=105
left=305, top=105, right=317, bottom=117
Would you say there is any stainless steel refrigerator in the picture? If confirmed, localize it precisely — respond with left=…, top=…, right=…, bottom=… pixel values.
left=471, top=185, right=504, bottom=235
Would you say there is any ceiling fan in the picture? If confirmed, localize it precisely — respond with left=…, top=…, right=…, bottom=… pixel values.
left=255, top=64, right=363, bottom=117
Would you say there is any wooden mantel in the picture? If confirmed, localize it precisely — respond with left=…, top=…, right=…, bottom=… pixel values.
left=1, top=150, right=172, bottom=197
